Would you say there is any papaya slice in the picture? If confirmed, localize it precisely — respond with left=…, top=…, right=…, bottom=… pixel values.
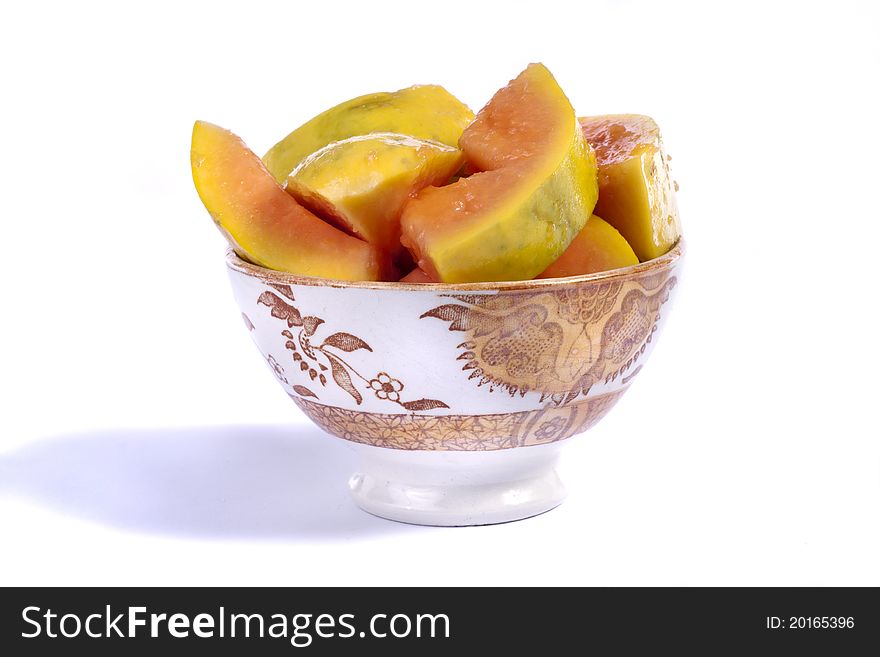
left=538, top=214, right=638, bottom=278
left=400, top=267, right=437, bottom=283
left=191, top=121, right=387, bottom=281
left=400, top=64, right=599, bottom=283
left=286, top=134, right=463, bottom=261
left=263, top=85, right=474, bottom=183
left=579, top=115, right=681, bottom=261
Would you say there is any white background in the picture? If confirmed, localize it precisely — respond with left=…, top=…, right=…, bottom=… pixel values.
left=1, top=0, right=878, bottom=586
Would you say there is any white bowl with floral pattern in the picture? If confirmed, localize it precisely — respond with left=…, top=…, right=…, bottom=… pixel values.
left=226, top=242, right=683, bottom=526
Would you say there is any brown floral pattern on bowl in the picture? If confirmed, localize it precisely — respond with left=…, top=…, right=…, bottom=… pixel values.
left=226, top=241, right=683, bottom=451
left=292, top=390, right=624, bottom=451
left=421, top=268, right=676, bottom=405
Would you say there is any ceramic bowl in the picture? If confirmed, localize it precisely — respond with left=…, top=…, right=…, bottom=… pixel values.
left=226, top=241, right=683, bottom=526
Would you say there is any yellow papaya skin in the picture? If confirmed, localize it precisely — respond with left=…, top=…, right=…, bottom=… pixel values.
left=286, top=133, right=463, bottom=261
left=579, top=115, right=681, bottom=261
left=400, top=64, right=599, bottom=283
left=191, top=121, right=387, bottom=281
left=263, top=85, right=473, bottom=183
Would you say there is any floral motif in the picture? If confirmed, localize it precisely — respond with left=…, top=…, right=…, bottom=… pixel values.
left=533, top=417, right=566, bottom=441
left=369, top=373, right=403, bottom=402
left=421, top=270, right=677, bottom=405
left=257, top=287, right=448, bottom=412
left=292, top=385, right=318, bottom=399
left=552, top=282, right=621, bottom=324
left=293, top=391, right=624, bottom=451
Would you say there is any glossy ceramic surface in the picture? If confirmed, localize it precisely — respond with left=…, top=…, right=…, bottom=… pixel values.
left=226, top=241, right=683, bottom=524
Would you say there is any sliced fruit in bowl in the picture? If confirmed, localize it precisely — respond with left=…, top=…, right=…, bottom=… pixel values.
left=286, top=133, right=463, bottom=263
left=262, top=84, right=474, bottom=183
left=580, top=114, right=680, bottom=261
left=191, top=64, right=684, bottom=525
left=538, top=214, right=638, bottom=278
left=400, top=63, right=599, bottom=283
left=191, top=121, right=390, bottom=281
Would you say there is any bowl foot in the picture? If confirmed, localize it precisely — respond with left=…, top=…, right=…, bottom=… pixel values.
left=347, top=442, right=566, bottom=526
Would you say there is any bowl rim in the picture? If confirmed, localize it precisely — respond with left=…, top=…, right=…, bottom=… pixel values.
left=225, top=239, right=684, bottom=291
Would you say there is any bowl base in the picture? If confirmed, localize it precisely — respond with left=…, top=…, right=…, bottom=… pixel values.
left=347, top=442, right=566, bottom=526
